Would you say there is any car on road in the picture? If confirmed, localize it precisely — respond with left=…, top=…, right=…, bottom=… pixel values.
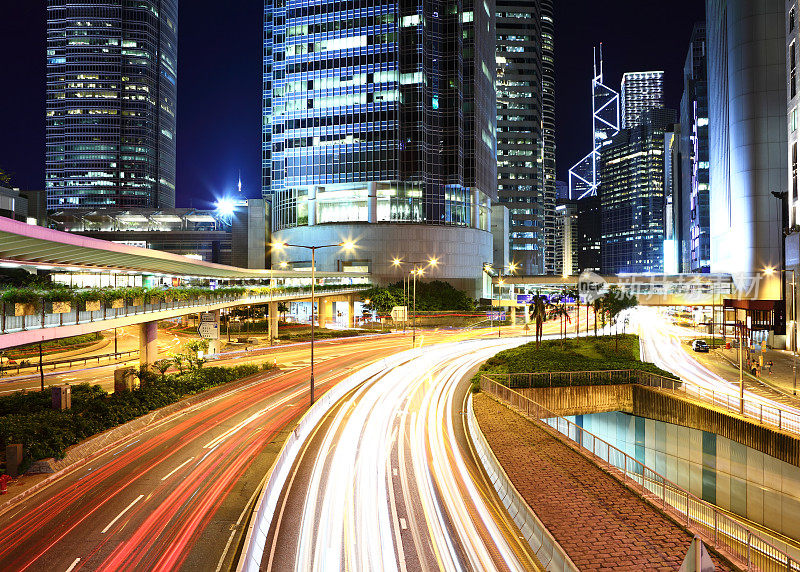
left=691, top=339, right=710, bottom=352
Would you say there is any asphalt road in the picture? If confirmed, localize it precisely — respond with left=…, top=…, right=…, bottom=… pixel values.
left=0, top=333, right=464, bottom=572
left=261, top=338, right=541, bottom=571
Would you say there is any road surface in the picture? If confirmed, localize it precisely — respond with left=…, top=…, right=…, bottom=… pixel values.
left=262, top=338, right=541, bottom=571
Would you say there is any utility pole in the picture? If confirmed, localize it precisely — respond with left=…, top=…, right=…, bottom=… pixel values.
left=39, top=341, right=44, bottom=391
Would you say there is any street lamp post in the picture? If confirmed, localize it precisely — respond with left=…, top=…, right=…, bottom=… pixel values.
left=483, top=262, right=519, bottom=338
left=392, top=257, right=438, bottom=347
left=272, top=240, right=355, bottom=405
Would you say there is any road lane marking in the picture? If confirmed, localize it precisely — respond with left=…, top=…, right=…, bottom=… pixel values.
left=65, top=557, right=81, bottom=572
left=101, top=494, right=144, bottom=534
left=399, top=518, right=407, bottom=530
left=161, top=457, right=195, bottom=481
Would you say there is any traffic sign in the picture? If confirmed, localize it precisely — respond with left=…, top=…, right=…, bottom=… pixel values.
left=200, top=312, right=217, bottom=323
left=198, top=322, right=219, bottom=339
left=390, top=306, right=408, bottom=321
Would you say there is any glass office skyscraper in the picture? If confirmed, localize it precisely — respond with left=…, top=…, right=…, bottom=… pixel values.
left=621, top=71, right=665, bottom=129
left=46, top=0, right=178, bottom=210
left=264, top=0, right=497, bottom=292
left=600, top=109, right=677, bottom=274
left=680, top=23, right=710, bottom=273
left=495, top=0, right=556, bottom=276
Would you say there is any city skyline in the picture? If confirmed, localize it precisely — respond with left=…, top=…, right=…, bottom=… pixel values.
left=0, top=2, right=703, bottom=207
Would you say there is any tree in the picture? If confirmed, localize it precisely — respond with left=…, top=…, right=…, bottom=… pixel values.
left=566, top=286, right=581, bottom=338
left=153, top=359, right=172, bottom=381
left=181, top=339, right=210, bottom=370
left=592, top=297, right=604, bottom=337
left=0, top=167, right=11, bottom=188
left=529, top=295, right=549, bottom=348
left=277, top=302, right=289, bottom=321
left=548, top=304, right=571, bottom=348
left=600, top=286, right=638, bottom=348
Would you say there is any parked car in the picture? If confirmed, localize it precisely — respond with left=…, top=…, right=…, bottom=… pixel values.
left=691, top=339, right=710, bottom=353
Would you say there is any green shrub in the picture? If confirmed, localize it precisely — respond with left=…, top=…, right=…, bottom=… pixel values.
left=474, top=334, right=677, bottom=389
left=0, top=363, right=268, bottom=472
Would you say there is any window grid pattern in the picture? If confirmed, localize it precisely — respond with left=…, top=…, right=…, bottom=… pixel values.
left=264, top=0, right=497, bottom=231
left=46, top=0, right=178, bottom=210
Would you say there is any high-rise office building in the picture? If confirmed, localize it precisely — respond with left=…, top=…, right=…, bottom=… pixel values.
left=46, top=1, right=178, bottom=210
left=568, top=48, right=620, bottom=201
left=599, top=109, right=677, bottom=274
left=495, top=0, right=555, bottom=275
left=621, top=71, right=665, bottom=129
left=540, top=0, right=557, bottom=274
left=263, top=0, right=497, bottom=294
left=680, top=23, right=710, bottom=273
left=707, top=0, right=786, bottom=300
left=664, top=124, right=681, bottom=274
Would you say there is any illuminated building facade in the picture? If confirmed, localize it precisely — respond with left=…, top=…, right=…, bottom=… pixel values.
left=495, top=0, right=556, bottom=275
left=707, top=0, right=786, bottom=300
left=568, top=47, right=619, bottom=200
left=46, top=0, right=178, bottom=210
left=680, top=23, right=710, bottom=273
left=599, top=109, right=677, bottom=274
left=621, top=71, right=665, bottom=129
left=263, top=0, right=497, bottom=292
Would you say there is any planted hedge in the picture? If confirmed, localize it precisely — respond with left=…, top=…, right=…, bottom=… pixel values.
left=472, top=334, right=678, bottom=392
left=0, top=363, right=267, bottom=473
left=0, top=283, right=369, bottom=312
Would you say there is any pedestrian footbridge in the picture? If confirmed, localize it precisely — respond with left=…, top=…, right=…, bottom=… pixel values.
left=0, top=218, right=369, bottom=360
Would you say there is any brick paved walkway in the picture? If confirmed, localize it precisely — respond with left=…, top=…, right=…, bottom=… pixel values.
left=473, top=393, right=736, bottom=571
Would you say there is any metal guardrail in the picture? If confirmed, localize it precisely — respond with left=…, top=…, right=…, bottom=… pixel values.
left=0, top=288, right=365, bottom=336
left=485, top=369, right=683, bottom=390
left=0, top=350, right=138, bottom=376
left=465, top=393, right=577, bottom=571
left=481, top=376, right=800, bottom=572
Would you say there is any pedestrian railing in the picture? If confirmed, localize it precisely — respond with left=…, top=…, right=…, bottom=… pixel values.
left=0, top=287, right=366, bottom=336
left=483, top=368, right=800, bottom=438
left=481, top=376, right=800, bottom=572
left=485, top=369, right=682, bottom=390
left=0, top=349, right=139, bottom=376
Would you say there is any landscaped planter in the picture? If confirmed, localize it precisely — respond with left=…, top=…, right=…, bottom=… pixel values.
left=84, top=300, right=102, bottom=312
left=49, top=301, right=72, bottom=314
left=164, top=294, right=174, bottom=303
left=110, top=298, right=124, bottom=309
left=130, top=297, right=144, bottom=307
left=11, top=303, right=37, bottom=317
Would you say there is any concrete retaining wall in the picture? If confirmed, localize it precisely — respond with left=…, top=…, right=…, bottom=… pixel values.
left=632, top=386, right=800, bottom=468
left=466, top=394, right=577, bottom=571
left=517, top=385, right=634, bottom=416
left=514, top=383, right=800, bottom=469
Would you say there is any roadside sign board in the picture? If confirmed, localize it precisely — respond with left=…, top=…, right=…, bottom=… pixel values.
left=198, top=322, right=219, bottom=339
left=487, top=311, right=506, bottom=321
left=200, top=312, right=217, bottom=323
left=516, top=294, right=533, bottom=304
left=390, top=306, right=408, bottom=321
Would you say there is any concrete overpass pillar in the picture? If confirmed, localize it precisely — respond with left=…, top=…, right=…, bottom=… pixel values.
left=268, top=301, right=279, bottom=344
left=348, top=296, right=356, bottom=328
left=139, top=321, right=158, bottom=367
left=367, top=182, right=378, bottom=223
left=318, top=298, right=332, bottom=329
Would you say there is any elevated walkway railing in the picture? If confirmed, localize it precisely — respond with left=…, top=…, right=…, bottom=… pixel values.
left=481, top=375, right=800, bottom=571
left=0, top=287, right=366, bottom=336
left=483, top=369, right=682, bottom=390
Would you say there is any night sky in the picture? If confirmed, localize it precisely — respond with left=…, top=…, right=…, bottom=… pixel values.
left=0, top=2, right=705, bottom=206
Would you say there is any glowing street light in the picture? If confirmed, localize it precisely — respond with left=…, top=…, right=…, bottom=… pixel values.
left=390, top=256, right=439, bottom=346
left=271, top=239, right=357, bottom=405
left=483, top=261, right=519, bottom=337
